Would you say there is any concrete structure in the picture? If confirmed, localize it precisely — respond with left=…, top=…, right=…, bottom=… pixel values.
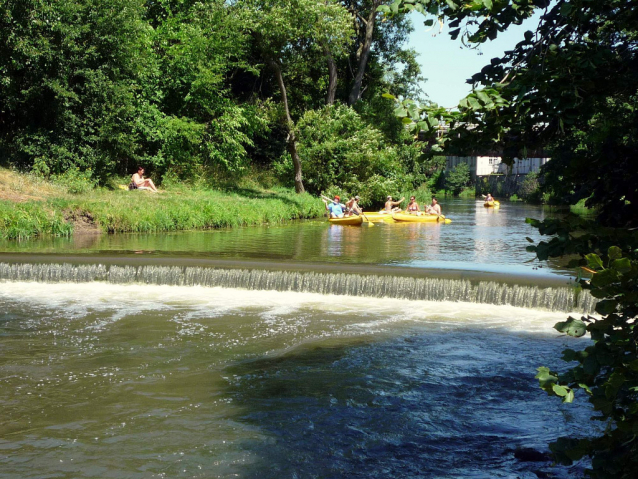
left=445, top=156, right=550, bottom=179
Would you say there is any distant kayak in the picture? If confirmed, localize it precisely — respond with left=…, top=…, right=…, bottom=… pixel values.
left=484, top=200, right=500, bottom=208
left=328, top=216, right=363, bottom=226
left=392, top=212, right=451, bottom=224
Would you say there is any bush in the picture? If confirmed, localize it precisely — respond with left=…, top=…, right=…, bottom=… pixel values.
left=279, top=105, right=415, bottom=205
left=445, top=163, right=471, bottom=196
left=519, top=172, right=542, bottom=202
left=52, top=168, right=98, bottom=194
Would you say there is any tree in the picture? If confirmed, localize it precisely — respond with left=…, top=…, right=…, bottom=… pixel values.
left=444, top=163, right=469, bottom=196
left=245, top=0, right=353, bottom=193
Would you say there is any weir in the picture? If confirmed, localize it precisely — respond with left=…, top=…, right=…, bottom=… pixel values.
left=0, top=262, right=595, bottom=313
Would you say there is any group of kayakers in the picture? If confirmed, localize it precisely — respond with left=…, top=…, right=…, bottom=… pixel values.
left=322, top=194, right=442, bottom=218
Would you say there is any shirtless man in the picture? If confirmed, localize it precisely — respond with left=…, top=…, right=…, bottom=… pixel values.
left=383, top=195, right=404, bottom=213
left=130, top=167, right=158, bottom=192
left=425, top=197, right=441, bottom=216
left=346, top=195, right=362, bottom=215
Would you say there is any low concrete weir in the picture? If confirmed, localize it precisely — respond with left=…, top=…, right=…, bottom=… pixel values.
left=0, top=260, right=595, bottom=313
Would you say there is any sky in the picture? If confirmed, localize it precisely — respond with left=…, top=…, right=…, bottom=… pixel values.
left=406, top=11, right=542, bottom=108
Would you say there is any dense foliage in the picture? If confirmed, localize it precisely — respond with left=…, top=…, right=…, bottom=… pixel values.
left=383, top=0, right=638, bottom=476
left=443, top=163, right=470, bottom=197
left=277, top=105, right=416, bottom=202
left=0, top=0, right=430, bottom=195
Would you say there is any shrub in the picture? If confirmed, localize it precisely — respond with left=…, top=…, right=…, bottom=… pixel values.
left=52, top=168, right=98, bottom=194
left=519, top=172, right=542, bottom=202
left=281, top=105, right=415, bottom=204
left=445, top=163, right=471, bottom=196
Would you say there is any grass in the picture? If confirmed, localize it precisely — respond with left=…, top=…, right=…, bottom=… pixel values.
left=0, top=168, right=325, bottom=239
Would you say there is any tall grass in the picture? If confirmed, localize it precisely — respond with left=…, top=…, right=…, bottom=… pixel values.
left=0, top=202, right=73, bottom=239
left=0, top=182, right=325, bottom=239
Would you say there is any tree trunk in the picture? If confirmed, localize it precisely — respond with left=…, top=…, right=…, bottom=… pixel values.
left=348, top=1, right=380, bottom=105
left=325, top=46, right=337, bottom=105
left=269, top=59, right=305, bottom=193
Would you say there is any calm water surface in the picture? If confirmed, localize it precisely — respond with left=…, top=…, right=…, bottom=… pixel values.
left=0, top=199, right=594, bottom=478
left=0, top=199, right=569, bottom=278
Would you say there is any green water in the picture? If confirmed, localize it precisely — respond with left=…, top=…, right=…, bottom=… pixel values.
left=0, top=199, right=569, bottom=278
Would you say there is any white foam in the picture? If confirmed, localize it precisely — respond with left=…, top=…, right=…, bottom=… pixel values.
left=0, top=281, right=570, bottom=335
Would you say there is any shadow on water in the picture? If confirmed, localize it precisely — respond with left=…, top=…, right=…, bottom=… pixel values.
left=221, top=328, right=593, bottom=479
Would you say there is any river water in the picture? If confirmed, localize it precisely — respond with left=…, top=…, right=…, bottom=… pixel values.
left=0, top=199, right=594, bottom=478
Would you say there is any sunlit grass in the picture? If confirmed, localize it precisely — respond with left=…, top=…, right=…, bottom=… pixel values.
left=0, top=168, right=324, bottom=239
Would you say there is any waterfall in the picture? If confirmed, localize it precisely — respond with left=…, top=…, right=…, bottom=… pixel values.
left=0, top=262, right=595, bottom=313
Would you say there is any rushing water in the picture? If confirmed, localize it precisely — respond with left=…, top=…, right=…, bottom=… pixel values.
left=0, top=199, right=596, bottom=478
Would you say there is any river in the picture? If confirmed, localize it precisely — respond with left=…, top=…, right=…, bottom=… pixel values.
left=0, top=199, right=594, bottom=478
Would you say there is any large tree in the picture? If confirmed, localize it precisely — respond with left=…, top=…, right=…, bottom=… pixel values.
left=245, top=0, right=353, bottom=193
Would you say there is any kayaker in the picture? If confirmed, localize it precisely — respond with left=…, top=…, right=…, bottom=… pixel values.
left=425, top=197, right=442, bottom=216
left=129, top=166, right=158, bottom=192
left=346, top=195, right=362, bottom=216
left=486, top=193, right=494, bottom=202
left=406, top=196, right=421, bottom=215
left=323, top=195, right=347, bottom=218
left=383, top=195, right=404, bottom=213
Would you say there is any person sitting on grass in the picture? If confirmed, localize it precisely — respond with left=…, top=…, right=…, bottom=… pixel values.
left=323, top=195, right=347, bottom=218
left=129, top=166, right=158, bottom=192
left=425, top=197, right=442, bottom=216
left=382, top=195, right=404, bottom=213
left=406, top=196, right=421, bottom=215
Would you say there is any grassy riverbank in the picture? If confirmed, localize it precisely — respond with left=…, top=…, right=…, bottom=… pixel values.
left=0, top=169, right=324, bottom=239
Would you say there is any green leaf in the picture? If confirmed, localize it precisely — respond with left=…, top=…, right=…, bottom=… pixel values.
left=423, top=19, right=434, bottom=27
left=608, top=246, right=622, bottom=261
left=554, top=317, right=587, bottom=337
left=401, top=116, right=414, bottom=124
left=553, top=384, right=569, bottom=396
left=381, top=93, right=396, bottom=100
left=595, top=300, right=618, bottom=316
left=585, top=253, right=603, bottom=270
left=482, top=0, right=493, bottom=9
left=393, top=106, right=407, bottom=117
left=612, top=258, right=632, bottom=274
left=475, top=90, right=490, bottom=104
left=591, top=268, right=619, bottom=288
left=525, top=236, right=534, bottom=243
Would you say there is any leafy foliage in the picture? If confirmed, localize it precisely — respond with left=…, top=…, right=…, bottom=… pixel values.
left=384, top=0, right=638, bottom=227
left=526, top=219, right=638, bottom=477
left=444, top=163, right=470, bottom=196
left=276, top=105, right=413, bottom=204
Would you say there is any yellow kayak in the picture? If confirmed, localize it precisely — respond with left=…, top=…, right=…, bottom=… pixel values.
left=484, top=200, right=500, bottom=208
left=392, top=212, right=451, bottom=224
left=328, top=215, right=363, bottom=226
left=360, top=212, right=396, bottom=223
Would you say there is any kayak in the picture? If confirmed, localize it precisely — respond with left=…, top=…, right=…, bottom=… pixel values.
left=392, top=212, right=452, bottom=224
left=484, top=200, right=500, bottom=208
left=360, top=212, right=396, bottom=223
left=328, top=215, right=363, bottom=226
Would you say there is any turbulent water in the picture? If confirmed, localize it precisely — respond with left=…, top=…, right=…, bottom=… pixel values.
left=0, top=262, right=595, bottom=313
left=1, top=281, right=594, bottom=478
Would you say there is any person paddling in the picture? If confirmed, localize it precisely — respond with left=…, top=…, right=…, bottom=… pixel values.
left=383, top=195, right=404, bottom=213
left=346, top=195, right=362, bottom=216
left=486, top=192, right=494, bottom=202
left=322, top=195, right=347, bottom=218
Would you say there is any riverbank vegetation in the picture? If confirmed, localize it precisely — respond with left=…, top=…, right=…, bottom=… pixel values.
left=0, top=0, right=442, bottom=221
left=0, top=168, right=323, bottom=239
